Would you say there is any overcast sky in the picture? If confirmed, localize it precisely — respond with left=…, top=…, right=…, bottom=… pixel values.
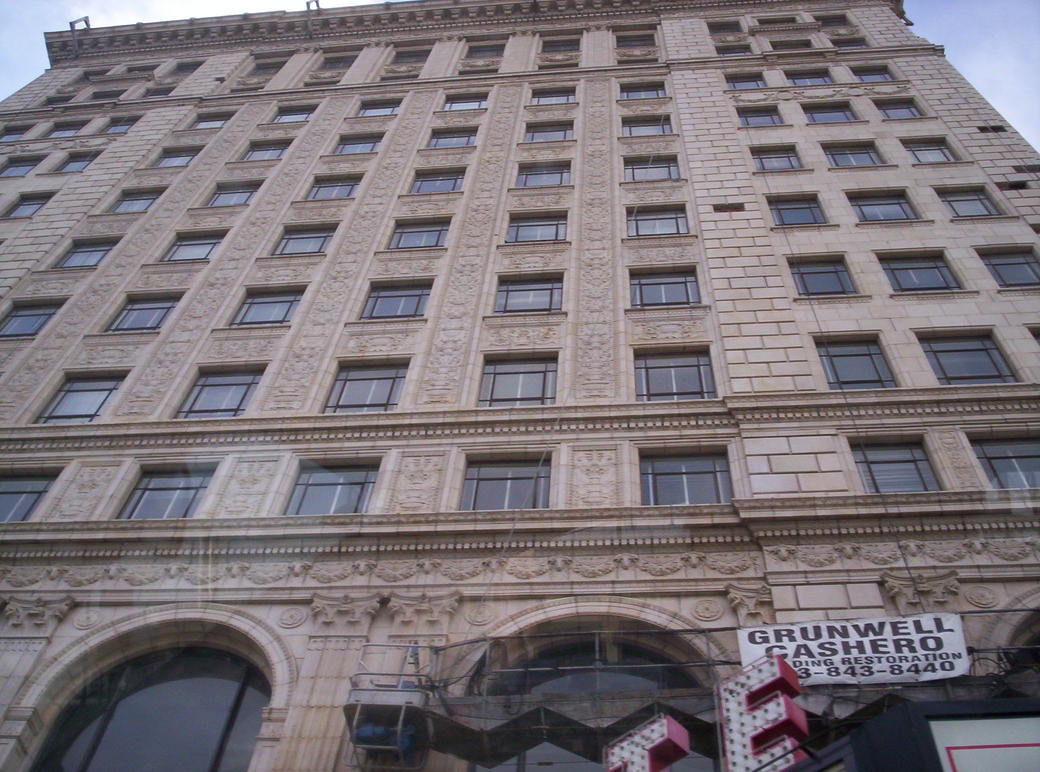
left=0, top=0, right=1036, bottom=149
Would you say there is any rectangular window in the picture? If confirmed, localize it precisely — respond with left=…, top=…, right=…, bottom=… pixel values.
left=815, top=14, right=849, bottom=26
left=286, top=464, right=378, bottom=515
left=853, top=66, right=893, bottom=82
left=738, top=107, right=782, bottom=127
left=111, top=191, right=159, bottom=214
left=242, top=142, right=289, bottom=161
left=641, top=456, right=731, bottom=505
left=817, top=340, right=896, bottom=390
left=973, top=439, right=1040, bottom=489
left=390, top=221, right=450, bottom=249
left=479, top=359, right=557, bottom=407
left=825, top=144, right=882, bottom=167
left=542, top=38, right=580, bottom=52
left=0, top=158, right=41, bottom=177
left=495, top=278, right=563, bottom=313
left=804, top=103, right=856, bottom=123
left=466, top=44, right=505, bottom=59
left=726, top=73, right=766, bottom=90
left=627, top=207, right=689, bottom=237
left=275, top=229, right=335, bottom=255
left=6, top=195, right=51, bottom=218
left=752, top=147, right=801, bottom=171
left=787, top=70, right=832, bottom=85
left=47, top=122, right=85, bottom=138
left=91, top=89, right=124, bottom=101
left=0, top=476, right=54, bottom=522
left=831, top=38, right=868, bottom=48
left=881, top=256, right=959, bottom=292
left=444, top=94, right=487, bottom=111
left=506, top=214, right=567, bottom=243
left=361, top=285, right=431, bottom=319
left=771, top=39, right=812, bottom=51
left=876, top=100, right=921, bottom=119
left=620, top=83, right=666, bottom=99
left=109, top=298, right=178, bottom=331
left=307, top=177, right=359, bottom=200
left=428, top=129, right=476, bottom=148
left=0, top=304, right=61, bottom=337
left=769, top=197, right=826, bottom=226
left=174, top=61, right=201, bottom=74
left=1, top=126, right=29, bottom=141
left=516, top=163, right=571, bottom=187
left=319, top=54, right=357, bottom=70
left=939, top=189, right=999, bottom=217
left=635, top=352, right=716, bottom=401
left=154, top=148, right=198, bottom=168
left=708, top=21, right=742, bottom=33
left=758, top=17, right=797, bottom=25
left=120, top=470, right=212, bottom=520
left=462, top=461, right=550, bottom=510
left=38, top=377, right=122, bottom=423
left=849, top=193, right=917, bottom=222
left=624, top=156, right=680, bottom=182
left=177, top=372, right=261, bottom=419
left=903, top=139, right=955, bottom=163
left=252, top=60, right=285, bottom=74
left=393, top=48, right=430, bottom=63
left=630, top=272, right=699, bottom=307
left=410, top=170, right=465, bottom=194
left=716, top=45, right=752, bottom=56
left=193, top=114, right=232, bottom=129
left=622, top=116, right=672, bottom=136
left=921, top=336, right=1016, bottom=385
left=336, top=134, right=382, bottom=154
left=854, top=444, right=939, bottom=493
left=59, top=241, right=116, bottom=268
left=233, top=291, right=302, bottom=326
left=208, top=185, right=258, bottom=207
left=980, top=251, right=1040, bottom=287
left=59, top=153, right=98, bottom=172
left=358, top=101, right=400, bottom=116
left=325, top=364, right=407, bottom=412
left=791, top=260, right=855, bottom=296
left=617, top=33, right=656, bottom=48
left=274, top=107, right=313, bottom=123
left=531, top=89, right=576, bottom=105
left=523, top=123, right=574, bottom=142
left=166, top=234, right=222, bottom=262
left=144, top=87, right=173, bottom=98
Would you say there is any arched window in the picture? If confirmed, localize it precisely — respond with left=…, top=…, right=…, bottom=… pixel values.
left=31, top=646, right=270, bottom=772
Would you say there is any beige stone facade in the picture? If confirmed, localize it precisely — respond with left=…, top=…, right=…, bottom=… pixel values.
left=0, top=0, right=1037, bottom=770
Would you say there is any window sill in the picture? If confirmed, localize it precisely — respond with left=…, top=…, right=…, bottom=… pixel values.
left=225, top=158, right=280, bottom=170
left=805, top=119, right=870, bottom=126
left=617, top=133, right=680, bottom=140
left=995, top=285, right=1040, bottom=295
left=435, top=108, right=488, bottom=116
left=881, top=116, right=935, bottom=123
left=827, top=163, right=899, bottom=171
left=484, top=311, right=567, bottom=321
left=626, top=303, right=709, bottom=313
left=794, top=293, right=871, bottom=304
left=399, top=190, right=464, bottom=199
left=770, top=223, right=839, bottom=231
left=621, top=233, right=696, bottom=244
left=949, top=214, right=1018, bottom=223
left=508, top=185, right=575, bottom=193
left=911, top=160, right=974, bottom=168
left=258, top=251, right=328, bottom=260
left=620, top=178, right=687, bottom=186
left=517, top=139, right=577, bottom=148
left=854, top=218, right=935, bottom=228
left=889, top=289, right=979, bottom=300
left=739, top=123, right=794, bottom=130
left=502, top=239, right=570, bottom=246
left=752, top=167, right=813, bottom=175
left=352, top=315, right=428, bottom=324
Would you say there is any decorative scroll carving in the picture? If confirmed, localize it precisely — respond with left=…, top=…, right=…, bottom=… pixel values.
left=881, top=570, right=960, bottom=614
left=311, top=593, right=382, bottom=625
left=386, top=591, right=460, bottom=624
left=730, top=84, right=910, bottom=104
left=725, top=583, right=773, bottom=626
left=1, top=595, right=75, bottom=628
left=568, top=448, right=620, bottom=508
left=389, top=453, right=446, bottom=514
left=50, top=464, right=122, bottom=521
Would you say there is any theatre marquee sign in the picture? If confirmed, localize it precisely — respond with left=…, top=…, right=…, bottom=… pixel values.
left=737, top=613, right=970, bottom=685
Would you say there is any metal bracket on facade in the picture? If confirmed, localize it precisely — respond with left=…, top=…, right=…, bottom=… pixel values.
left=68, top=16, right=90, bottom=57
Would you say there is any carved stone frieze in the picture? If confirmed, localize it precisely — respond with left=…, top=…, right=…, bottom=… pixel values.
left=507, top=189, right=573, bottom=209
left=619, top=98, right=672, bottom=115
left=71, top=333, right=156, bottom=369
left=482, top=317, right=562, bottom=349
left=395, top=195, right=461, bottom=217
left=765, top=538, right=1036, bottom=569
left=626, top=307, right=708, bottom=344
left=130, top=263, right=206, bottom=291
left=388, top=453, right=447, bottom=514
left=414, top=148, right=475, bottom=166
left=725, top=583, right=773, bottom=626
left=314, top=155, right=373, bottom=174
left=730, top=83, right=911, bottom=103
left=202, top=329, right=285, bottom=363
left=311, top=593, right=382, bottom=626
left=286, top=199, right=352, bottom=222
left=339, top=323, right=423, bottom=356
left=49, top=463, right=123, bottom=521
left=515, top=143, right=575, bottom=162
left=248, top=255, right=323, bottom=285
left=216, top=458, right=282, bottom=518
left=369, top=254, right=442, bottom=278
left=616, top=47, right=659, bottom=61
left=881, top=570, right=961, bottom=614
left=568, top=447, right=620, bottom=508
left=70, top=214, right=140, bottom=238
left=1, top=595, right=75, bottom=628
left=386, top=591, right=460, bottom=624
left=14, top=276, right=86, bottom=297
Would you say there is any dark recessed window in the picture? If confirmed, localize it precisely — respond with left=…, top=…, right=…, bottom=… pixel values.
left=390, top=221, right=450, bottom=249
left=877, top=100, right=922, bottom=119
left=362, top=285, right=431, bottom=319
left=208, top=185, right=258, bottom=207
left=274, top=107, right=313, bottom=123
left=0, top=476, right=54, bottom=522
left=444, top=94, right=488, bottom=111
left=716, top=45, right=752, bottom=56
left=252, top=60, right=285, bottom=75
left=0, top=157, right=41, bottom=177
left=849, top=193, right=917, bottom=222
left=91, top=89, right=124, bottom=100
left=166, top=235, right=222, bottom=262
left=111, top=190, right=160, bottom=214
left=516, top=163, right=571, bottom=187
left=804, top=103, right=856, bottom=123
left=177, top=372, right=262, bottom=418
left=531, top=89, right=576, bottom=105
left=307, top=177, right=359, bottom=200
left=853, top=66, right=893, bottom=82
left=59, top=241, right=116, bottom=268
left=336, top=134, right=382, bottom=154
left=617, top=33, right=656, bottom=48
left=6, top=195, right=52, bottom=218
left=769, top=197, right=825, bottom=226
left=242, top=142, right=289, bottom=161
left=707, top=21, right=742, bottom=33
left=825, top=144, right=883, bottom=167
left=233, top=291, right=302, bottom=326
left=287, top=464, right=378, bottom=515
left=358, top=101, right=400, bottom=116
left=1, top=125, right=29, bottom=141
left=542, top=38, right=580, bottom=52
left=979, top=251, right=1040, bottom=287
left=635, top=352, right=716, bottom=401
left=120, top=470, right=213, bottom=519
left=726, top=73, right=766, bottom=89
left=641, top=455, right=731, bottom=505
left=325, top=364, right=407, bottom=412
left=620, top=83, right=666, bottom=99
left=127, top=63, right=159, bottom=73
left=831, top=37, right=868, bottom=48
left=506, top=214, right=567, bottom=242
left=881, top=256, right=959, bottom=292
left=462, top=461, right=550, bottom=510
left=59, top=153, right=98, bottom=172
left=771, top=39, right=812, bottom=51
left=627, top=207, right=688, bottom=236
left=410, top=169, right=465, bottom=194
left=921, top=335, right=1015, bottom=385
left=854, top=444, right=939, bottom=493
left=193, top=114, right=232, bottom=129
left=0, top=304, right=61, bottom=337
left=144, top=86, right=174, bottom=98
left=973, top=439, right=1040, bottom=489
left=524, top=122, right=574, bottom=142
left=275, top=229, right=335, bottom=255
left=428, top=128, right=476, bottom=148
left=815, top=14, right=849, bottom=26
left=622, top=116, right=673, bottom=136
left=939, top=189, right=1000, bottom=217
left=320, top=54, right=357, bottom=70
left=466, top=44, right=505, bottom=59
left=37, top=377, right=123, bottom=423
left=904, top=139, right=955, bottom=163
left=495, top=278, right=563, bottom=313
left=47, top=122, right=85, bottom=138
left=154, top=148, right=198, bottom=168
left=738, top=107, right=782, bottom=127
left=758, top=16, right=797, bottom=25
left=787, top=70, right=832, bottom=85
left=174, top=61, right=202, bottom=74
left=817, top=340, right=896, bottom=390
left=479, top=359, right=557, bottom=407
left=790, top=260, right=855, bottom=296
left=752, top=146, right=801, bottom=171
left=393, top=48, right=430, bottom=63
left=630, top=270, right=699, bottom=308
left=624, top=156, right=680, bottom=182
left=109, top=298, right=178, bottom=331
left=106, top=117, right=138, bottom=133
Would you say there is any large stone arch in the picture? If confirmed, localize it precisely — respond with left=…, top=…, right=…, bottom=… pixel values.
left=977, top=585, right=1040, bottom=652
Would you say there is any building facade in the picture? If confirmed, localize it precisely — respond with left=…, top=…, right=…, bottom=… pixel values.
left=0, top=0, right=1037, bottom=770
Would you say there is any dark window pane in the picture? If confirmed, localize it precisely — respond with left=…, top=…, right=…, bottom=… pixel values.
left=622, top=117, right=672, bottom=136
left=0, top=305, right=61, bottom=337
left=429, top=129, right=476, bottom=148
left=516, top=163, right=570, bottom=187
left=882, top=257, right=959, bottom=291
left=641, top=456, right=731, bottom=505
left=390, top=222, right=449, bottom=249
left=627, top=209, right=688, bottom=236
left=981, top=252, right=1040, bottom=287
left=506, top=216, right=567, bottom=242
left=804, top=104, right=855, bottom=123
left=209, top=186, right=257, bottom=206
left=0, top=477, right=54, bottom=522
left=110, top=299, right=178, bottom=331
left=973, top=439, right=1040, bottom=489
left=770, top=198, right=825, bottom=225
left=167, top=235, right=222, bottom=261
left=941, top=190, right=999, bottom=217
left=411, top=171, right=464, bottom=194
left=922, top=337, right=1015, bottom=385
left=308, top=178, right=358, bottom=199
left=818, top=340, right=895, bottom=389
left=121, top=471, right=213, bottom=519
left=624, top=157, right=680, bottom=182
left=739, top=108, right=782, bottom=126
left=825, top=145, right=882, bottom=167
left=850, top=194, right=916, bottom=221
left=233, top=292, right=302, bottom=325
left=325, top=365, right=407, bottom=412
left=286, top=465, right=378, bottom=515
left=362, top=286, right=431, bottom=318
left=461, top=462, right=550, bottom=510
left=630, top=272, right=699, bottom=307
left=336, top=134, right=382, bottom=153
left=524, top=123, right=573, bottom=142
left=38, top=378, right=123, bottom=424
left=495, top=279, right=563, bottom=313
left=635, top=353, right=716, bottom=401
left=479, top=360, right=557, bottom=407
left=275, top=230, right=334, bottom=254
left=177, top=373, right=262, bottom=418
left=854, top=444, right=939, bottom=493
left=791, top=261, right=855, bottom=296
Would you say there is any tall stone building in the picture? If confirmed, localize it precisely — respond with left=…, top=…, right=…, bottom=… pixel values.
left=0, top=1, right=1037, bottom=770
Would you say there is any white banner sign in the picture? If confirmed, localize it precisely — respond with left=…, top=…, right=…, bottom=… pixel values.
left=738, top=613, right=970, bottom=685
